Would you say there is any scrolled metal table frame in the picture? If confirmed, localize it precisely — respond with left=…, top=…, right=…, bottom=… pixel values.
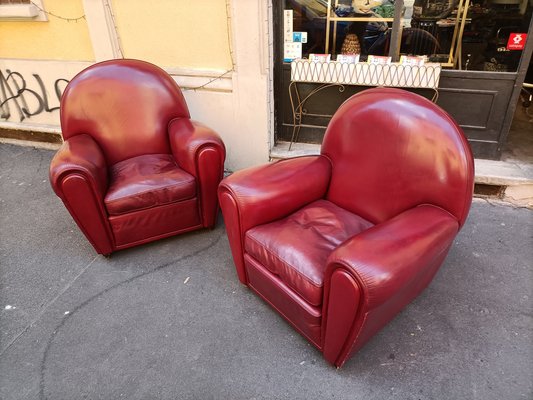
left=287, top=81, right=439, bottom=151
left=288, top=81, right=347, bottom=151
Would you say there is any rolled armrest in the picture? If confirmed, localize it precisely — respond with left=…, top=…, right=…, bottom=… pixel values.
left=326, top=204, right=459, bottom=310
left=322, top=204, right=460, bottom=366
left=168, top=118, right=225, bottom=177
left=49, top=134, right=113, bottom=255
left=49, top=134, right=108, bottom=199
left=219, top=156, right=331, bottom=233
left=168, top=118, right=226, bottom=227
left=218, top=156, right=331, bottom=284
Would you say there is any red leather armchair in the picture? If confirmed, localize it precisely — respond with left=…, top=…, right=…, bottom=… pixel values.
left=218, top=88, right=474, bottom=367
left=50, top=60, right=225, bottom=255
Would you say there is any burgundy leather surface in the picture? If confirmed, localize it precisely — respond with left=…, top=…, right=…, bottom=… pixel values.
left=110, top=199, right=201, bottom=248
left=49, top=135, right=113, bottom=254
left=339, top=247, right=449, bottom=367
left=245, top=254, right=322, bottom=347
left=218, top=156, right=331, bottom=284
left=168, top=118, right=225, bottom=177
left=219, top=156, right=331, bottom=233
left=218, top=191, right=248, bottom=284
left=197, top=147, right=224, bottom=228
left=60, top=59, right=189, bottom=166
left=245, top=200, right=373, bottom=306
left=105, top=154, right=196, bottom=215
left=50, top=59, right=225, bottom=254
left=49, top=134, right=108, bottom=199
left=323, top=205, right=458, bottom=366
left=322, top=269, right=361, bottom=365
left=57, top=174, right=114, bottom=255
left=168, top=118, right=226, bottom=228
left=322, top=88, right=474, bottom=227
left=325, top=205, right=458, bottom=310
left=219, top=88, right=474, bottom=367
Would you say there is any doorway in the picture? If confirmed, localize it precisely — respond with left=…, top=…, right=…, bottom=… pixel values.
left=273, top=0, right=533, bottom=160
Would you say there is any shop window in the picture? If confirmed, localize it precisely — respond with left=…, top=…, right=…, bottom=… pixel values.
left=283, top=0, right=396, bottom=60
left=283, top=0, right=532, bottom=72
left=404, top=0, right=531, bottom=72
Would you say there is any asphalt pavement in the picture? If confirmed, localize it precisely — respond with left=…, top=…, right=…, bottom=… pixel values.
left=0, top=143, right=531, bottom=400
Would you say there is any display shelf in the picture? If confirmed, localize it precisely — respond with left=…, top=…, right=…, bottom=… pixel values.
left=325, top=0, right=401, bottom=55
left=327, top=17, right=394, bottom=22
left=287, top=59, right=441, bottom=149
left=290, top=59, right=441, bottom=88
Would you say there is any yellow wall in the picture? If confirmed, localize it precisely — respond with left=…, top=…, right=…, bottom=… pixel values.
left=0, top=0, right=94, bottom=61
left=112, top=0, right=232, bottom=70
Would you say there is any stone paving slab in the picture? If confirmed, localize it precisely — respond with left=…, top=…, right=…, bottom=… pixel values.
left=0, top=143, right=532, bottom=400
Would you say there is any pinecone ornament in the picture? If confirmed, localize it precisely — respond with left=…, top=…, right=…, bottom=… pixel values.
left=341, top=33, right=361, bottom=55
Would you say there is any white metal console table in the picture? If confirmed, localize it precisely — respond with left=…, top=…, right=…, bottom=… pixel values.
left=288, top=59, right=442, bottom=149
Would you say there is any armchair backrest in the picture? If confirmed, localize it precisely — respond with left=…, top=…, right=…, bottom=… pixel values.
left=321, top=88, right=474, bottom=227
left=60, top=59, right=190, bottom=165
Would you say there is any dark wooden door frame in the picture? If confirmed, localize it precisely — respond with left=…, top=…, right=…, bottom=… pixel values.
left=272, top=3, right=533, bottom=159
left=496, top=17, right=533, bottom=155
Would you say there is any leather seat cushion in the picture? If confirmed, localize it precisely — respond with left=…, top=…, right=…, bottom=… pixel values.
left=245, top=199, right=374, bottom=306
left=105, top=154, right=196, bottom=215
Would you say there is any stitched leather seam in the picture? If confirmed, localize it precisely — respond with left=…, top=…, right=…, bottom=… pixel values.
left=246, top=234, right=324, bottom=289
left=105, top=179, right=196, bottom=204
left=328, top=230, right=452, bottom=309
left=107, top=196, right=197, bottom=216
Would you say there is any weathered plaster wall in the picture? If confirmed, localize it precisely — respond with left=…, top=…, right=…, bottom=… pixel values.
left=0, top=0, right=94, bottom=61
left=0, top=0, right=272, bottom=171
left=111, top=0, right=233, bottom=70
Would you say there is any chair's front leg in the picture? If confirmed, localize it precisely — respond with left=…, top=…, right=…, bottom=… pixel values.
left=50, top=134, right=113, bottom=255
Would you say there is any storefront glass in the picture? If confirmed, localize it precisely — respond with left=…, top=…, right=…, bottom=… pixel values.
left=283, top=0, right=532, bottom=71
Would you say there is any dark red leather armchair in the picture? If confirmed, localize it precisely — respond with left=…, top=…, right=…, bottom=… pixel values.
left=218, top=88, right=474, bottom=367
left=50, top=60, right=225, bottom=255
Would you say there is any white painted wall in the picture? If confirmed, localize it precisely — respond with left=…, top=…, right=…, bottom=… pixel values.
left=0, top=0, right=273, bottom=172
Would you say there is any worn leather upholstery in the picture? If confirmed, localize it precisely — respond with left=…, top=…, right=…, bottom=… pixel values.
left=219, top=88, right=474, bottom=367
left=105, top=154, right=196, bottom=216
left=50, top=59, right=225, bottom=255
left=245, top=200, right=373, bottom=306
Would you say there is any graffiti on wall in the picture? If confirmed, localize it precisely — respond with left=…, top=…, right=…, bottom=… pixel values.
left=0, top=69, right=69, bottom=122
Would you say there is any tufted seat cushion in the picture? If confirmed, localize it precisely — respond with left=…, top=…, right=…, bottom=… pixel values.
left=245, top=200, right=374, bottom=306
left=105, top=154, right=196, bottom=215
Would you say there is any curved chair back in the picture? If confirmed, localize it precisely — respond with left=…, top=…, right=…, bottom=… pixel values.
left=321, top=88, right=474, bottom=227
left=60, top=59, right=190, bottom=165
